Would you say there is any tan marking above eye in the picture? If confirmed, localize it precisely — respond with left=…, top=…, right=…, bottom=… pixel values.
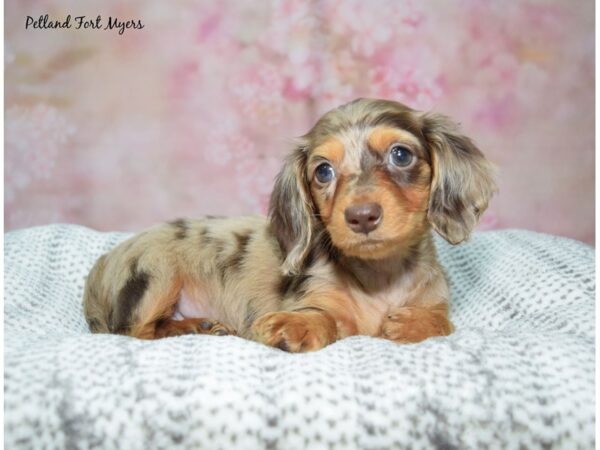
left=367, top=127, right=421, bottom=155
left=311, top=137, right=345, bottom=166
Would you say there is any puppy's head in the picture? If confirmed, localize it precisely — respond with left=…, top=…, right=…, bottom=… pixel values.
left=270, top=98, right=496, bottom=274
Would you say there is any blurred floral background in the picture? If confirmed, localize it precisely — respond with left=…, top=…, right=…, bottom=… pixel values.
left=5, top=0, right=595, bottom=244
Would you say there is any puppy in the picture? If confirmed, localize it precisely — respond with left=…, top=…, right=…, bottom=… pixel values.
left=83, top=98, right=496, bottom=352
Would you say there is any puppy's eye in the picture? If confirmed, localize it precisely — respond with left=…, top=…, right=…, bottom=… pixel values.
left=390, top=145, right=414, bottom=167
left=315, top=163, right=335, bottom=184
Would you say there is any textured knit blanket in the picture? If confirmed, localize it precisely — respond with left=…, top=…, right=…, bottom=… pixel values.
left=4, top=224, right=595, bottom=450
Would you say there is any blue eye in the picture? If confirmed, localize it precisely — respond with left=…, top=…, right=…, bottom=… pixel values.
left=315, top=163, right=335, bottom=183
left=390, top=145, right=414, bottom=167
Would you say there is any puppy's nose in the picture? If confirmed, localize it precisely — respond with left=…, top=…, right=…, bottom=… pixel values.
left=344, top=203, right=383, bottom=234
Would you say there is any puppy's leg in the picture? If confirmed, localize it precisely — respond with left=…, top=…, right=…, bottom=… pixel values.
left=110, top=259, right=235, bottom=340
left=115, top=273, right=180, bottom=339
left=381, top=303, right=453, bottom=344
left=154, top=318, right=236, bottom=338
left=252, top=290, right=358, bottom=352
left=126, top=283, right=237, bottom=339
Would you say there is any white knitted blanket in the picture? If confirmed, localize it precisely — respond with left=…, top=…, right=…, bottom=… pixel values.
left=4, top=224, right=595, bottom=450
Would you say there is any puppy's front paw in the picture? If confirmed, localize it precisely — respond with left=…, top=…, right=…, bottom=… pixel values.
left=252, top=311, right=337, bottom=352
left=382, top=305, right=452, bottom=344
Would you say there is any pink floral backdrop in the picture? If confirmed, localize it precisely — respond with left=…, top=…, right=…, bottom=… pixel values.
left=5, top=0, right=595, bottom=244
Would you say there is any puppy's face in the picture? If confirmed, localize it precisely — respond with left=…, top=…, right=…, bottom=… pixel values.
left=270, top=98, right=496, bottom=274
left=307, top=126, right=431, bottom=259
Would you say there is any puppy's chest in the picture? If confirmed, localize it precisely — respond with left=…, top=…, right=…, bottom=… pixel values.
left=349, top=276, right=417, bottom=313
left=307, top=259, right=420, bottom=311
left=334, top=275, right=418, bottom=336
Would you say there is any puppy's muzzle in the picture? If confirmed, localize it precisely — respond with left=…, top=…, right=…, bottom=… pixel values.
left=344, top=203, right=383, bottom=234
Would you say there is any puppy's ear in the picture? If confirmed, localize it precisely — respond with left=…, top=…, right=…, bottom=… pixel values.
left=422, top=113, right=497, bottom=244
left=269, top=143, right=316, bottom=275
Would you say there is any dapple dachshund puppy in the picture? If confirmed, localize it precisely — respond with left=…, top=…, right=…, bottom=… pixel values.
left=83, top=98, right=496, bottom=352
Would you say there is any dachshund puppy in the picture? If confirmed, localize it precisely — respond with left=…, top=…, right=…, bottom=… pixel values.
left=83, top=98, right=496, bottom=352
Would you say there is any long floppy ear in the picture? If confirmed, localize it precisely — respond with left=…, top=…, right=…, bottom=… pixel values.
left=422, top=113, right=497, bottom=245
left=268, top=143, right=316, bottom=275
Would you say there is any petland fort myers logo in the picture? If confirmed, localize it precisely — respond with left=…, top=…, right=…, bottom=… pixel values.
left=25, top=15, right=144, bottom=35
